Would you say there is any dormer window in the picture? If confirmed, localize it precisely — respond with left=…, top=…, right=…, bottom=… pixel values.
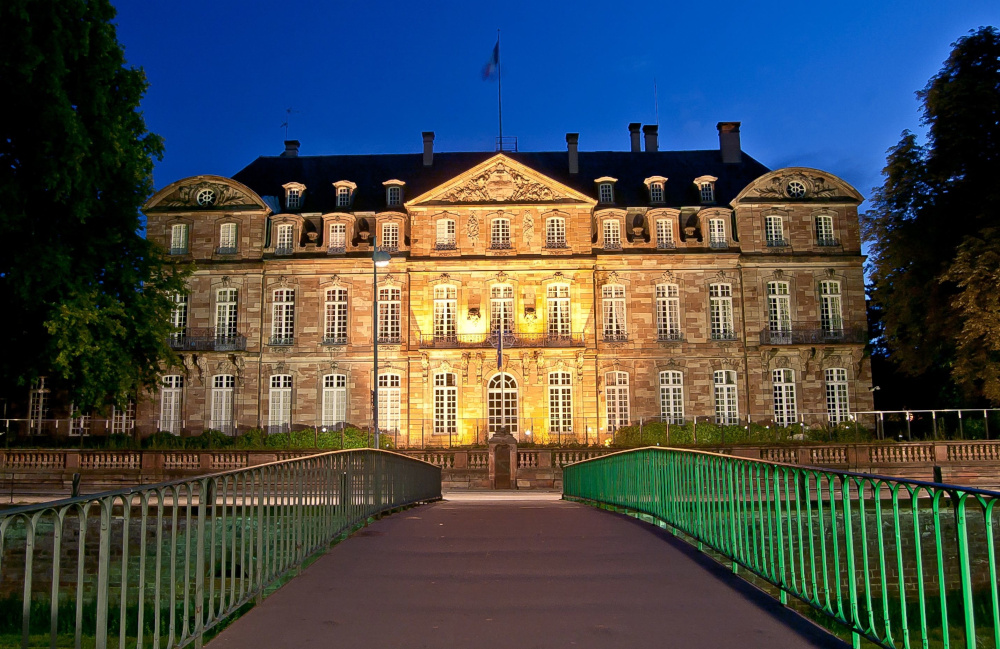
left=332, top=181, right=357, bottom=208
left=595, top=177, right=617, bottom=204
left=381, top=222, right=399, bottom=252
left=644, top=176, right=668, bottom=204
left=383, top=180, right=405, bottom=207
left=694, top=176, right=718, bottom=204
left=282, top=182, right=306, bottom=210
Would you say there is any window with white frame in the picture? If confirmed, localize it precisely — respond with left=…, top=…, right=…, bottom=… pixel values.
left=28, top=377, right=48, bottom=434
left=336, top=186, right=351, bottom=207
left=545, top=217, right=566, bottom=248
left=649, top=182, right=664, bottom=203
left=547, top=284, right=571, bottom=338
left=605, top=371, right=630, bottom=432
left=709, top=283, right=735, bottom=340
left=599, top=183, right=614, bottom=203
left=656, top=284, right=681, bottom=341
left=69, top=405, right=90, bottom=437
left=170, top=293, right=188, bottom=343
left=275, top=223, right=294, bottom=255
left=700, top=182, right=715, bottom=203
left=487, top=374, right=519, bottom=436
left=170, top=223, right=189, bottom=254
left=602, top=284, right=627, bottom=341
left=656, top=219, right=674, bottom=248
left=816, top=215, right=836, bottom=246
left=772, top=369, right=797, bottom=427
left=378, top=286, right=401, bottom=343
left=161, top=375, right=184, bottom=434
left=603, top=220, right=622, bottom=249
left=215, top=288, right=238, bottom=342
left=549, top=372, right=573, bottom=434
left=708, top=218, right=726, bottom=247
left=825, top=368, right=850, bottom=424
left=490, top=284, right=514, bottom=334
left=322, top=374, right=347, bottom=429
left=328, top=223, right=346, bottom=253
left=436, top=219, right=456, bottom=249
left=490, top=218, right=511, bottom=249
left=433, top=285, right=457, bottom=340
left=381, top=222, right=399, bottom=252
left=659, top=371, right=684, bottom=424
left=378, top=373, right=401, bottom=434
left=111, top=401, right=135, bottom=434
left=324, top=287, right=348, bottom=344
left=210, top=374, right=235, bottom=433
left=820, top=280, right=843, bottom=335
left=386, top=185, right=402, bottom=206
left=271, top=289, right=295, bottom=345
left=765, top=215, right=786, bottom=247
left=433, top=373, right=457, bottom=436
left=218, top=222, right=237, bottom=253
left=713, top=370, right=739, bottom=425
left=268, top=374, right=292, bottom=433
left=766, top=282, right=791, bottom=338
left=286, top=188, right=301, bottom=209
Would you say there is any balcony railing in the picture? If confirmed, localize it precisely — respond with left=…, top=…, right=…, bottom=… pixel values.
left=216, top=246, right=237, bottom=255
left=327, top=245, right=346, bottom=255
left=489, top=240, right=512, bottom=250
left=274, top=247, right=294, bottom=256
left=817, top=238, right=840, bottom=247
left=656, top=241, right=676, bottom=250
left=268, top=335, right=294, bottom=346
left=168, top=328, right=247, bottom=352
left=709, top=240, right=728, bottom=249
left=657, top=332, right=683, bottom=342
left=544, top=241, right=568, bottom=249
left=602, top=332, right=629, bottom=343
left=321, top=336, right=348, bottom=346
left=603, top=241, right=623, bottom=251
left=418, top=332, right=587, bottom=349
left=711, top=330, right=738, bottom=341
left=378, top=335, right=402, bottom=345
left=759, top=326, right=867, bottom=345
left=435, top=241, right=457, bottom=250
left=765, top=239, right=789, bottom=248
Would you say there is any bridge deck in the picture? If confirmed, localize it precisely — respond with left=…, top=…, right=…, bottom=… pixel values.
left=208, top=492, right=845, bottom=648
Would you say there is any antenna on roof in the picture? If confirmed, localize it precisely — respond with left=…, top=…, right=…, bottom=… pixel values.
left=654, top=78, right=659, bottom=127
left=281, top=107, right=299, bottom=139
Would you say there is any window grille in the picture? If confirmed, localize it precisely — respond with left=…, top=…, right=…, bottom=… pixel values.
left=324, top=287, right=348, bottom=344
left=656, top=284, right=681, bottom=340
left=659, top=371, right=684, bottom=424
left=378, top=287, right=401, bottom=343
left=602, top=284, right=627, bottom=341
left=772, top=369, right=797, bottom=427
left=713, top=370, right=739, bottom=425
left=548, top=372, right=573, bottom=434
left=709, top=283, right=735, bottom=340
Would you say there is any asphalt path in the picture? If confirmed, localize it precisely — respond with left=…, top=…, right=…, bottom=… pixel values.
left=207, top=492, right=846, bottom=648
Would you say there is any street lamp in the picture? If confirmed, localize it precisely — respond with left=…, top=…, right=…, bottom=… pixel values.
left=372, top=249, right=391, bottom=449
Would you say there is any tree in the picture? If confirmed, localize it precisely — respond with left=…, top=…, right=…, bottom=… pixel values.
left=0, top=1, right=187, bottom=412
left=863, top=26, right=1000, bottom=406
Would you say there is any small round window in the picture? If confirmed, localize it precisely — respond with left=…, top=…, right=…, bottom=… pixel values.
left=196, top=189, right=217, bottom=206
left=786, top=181, right=806, bottom=198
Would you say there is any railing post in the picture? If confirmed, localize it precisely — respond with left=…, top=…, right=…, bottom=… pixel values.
left=194, top=478, right=208, bottom=648
left=95, top=500, right=112, bottom=649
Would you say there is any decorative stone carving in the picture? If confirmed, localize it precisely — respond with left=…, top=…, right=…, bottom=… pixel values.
left=655, top=270, right=676, bottom=284
left=420, top=353, right=429, bottom=379
left=576, top=351, right=585, bottom=375
left=161, top=182, right=254, bottom=208
left=329, top=274, right=344, bottom=287
left=467, top=214, right=479, bottom=241
left=195, top=355, right=208, bottom=385
left=221, top=276, right=232, bottom=287
left=605, top=270, right=622, bottom=285
left=523, top=212, right=534, bottom=246
left=475, top=352, right=485, bottom=382
left=753, top=174, right=841, bottom=200
left=440, top=161, right=564, bottom=203
left=461, top=353, right=470, bottom=384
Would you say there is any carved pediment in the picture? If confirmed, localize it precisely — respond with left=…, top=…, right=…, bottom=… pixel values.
left=733, top=168, right=863, bottom=205
left=145, top=175, right=268, bottom=212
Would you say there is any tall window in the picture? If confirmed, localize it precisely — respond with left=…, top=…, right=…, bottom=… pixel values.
left=820, top=281, right=843, bottom=335
left=545, top=217, right=566, bottom=248
left=602, top=284, right=627, bottom=341
left=328, top=223, right=346, bottom=253
left=170, top=293, right=188, bottom=343
left=336, top=186, right=351, bottom=207
left=772, top=369, right=797, bottom=427
left=216, top=288, right=238, bottom=342
left=271, top=289, right=295, bottom=345
left=766, top=281, right=791, bottom=340
left=656, top=219, right=674, bottom=249
left=659, top=371, right=684, bottom=424
left=603, top=220, right=621, bottom=249
left=218, top=222, right=237, bottom=253
left=713, top=371, right=738, bottom=425
left=286, top=188, right=301, bottom=209
left=210, top=374, right=235, bottom=433
left=700, top=182, right=715, bottom=203
left=378, top=286, right=401, bottom=343
left=709, top=284, right=735, bottom=340
left=653, top=284, right=680, bottom=341
left=275, top=224, right=294, bottom=255
left=487, top=374, right=518, bottom=435
left=765, top=215, right=786, bottom=247
left=170, top=224, right=189, bottom=255
left=433, top=373, right=457, bottom=436
left=436, top=219, right=456, bottom=249
left=28, top=378, right=48, bottom=434
left=161, top=375, right=183, bottom=434
left=605, top=372, right=630, bottom=432
left=708, top=218, right=726, bottom=247
left=649, top=182, right=664, bottom=203
left=381, top=223, right=399, bottom=252
left=386, top=185, right=402, bottom=206
left=547, top=284, right=571, bottom=338
left=491, top=218, right=511, bottom=249
left=69, top=406, right=91, bottom=437
left=268, top=375, right=292, bottom=433
left=826, top=368, right=850, bottom=424
left=378, top=373, right=401, bottom=434
left=548, top=372, right=573, bottom=434
left=322, top=374, right=347, bottom=429
left=433, top=285, right=457, bottom=340
left=816, top=215, right=836, bottom=246
left=599, top=183, right=614, bottom=203
left=324, top=287, right=348, bottom=344
left=490, top=284, right=514, bottom=333
left=110, top=401, right=135, bottom=434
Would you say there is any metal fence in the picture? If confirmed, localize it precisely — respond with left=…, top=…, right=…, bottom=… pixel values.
left=853, top=409, right=1000, bottom=442
left=564, top=447, right=1000, bottom=649
left=0, top=449, right=441, bottom=648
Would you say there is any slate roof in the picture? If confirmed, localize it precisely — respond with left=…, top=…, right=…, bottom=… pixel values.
left=231, top=149, right=770, bottom=214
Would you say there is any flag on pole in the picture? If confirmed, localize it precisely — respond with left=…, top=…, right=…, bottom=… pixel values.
left=482, top=39, right=499, bottom=81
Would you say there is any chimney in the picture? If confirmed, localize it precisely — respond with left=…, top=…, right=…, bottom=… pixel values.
left=422, top=131, right=435, bottom=166
left=281, top=140, right=300, bottom=157
left=566, top=133, right=579, bottom=174
left=717, top=122, right=742, bottom=164
left=643, top=125, right=658, bottom=152
left=628, top=123, right=642, bottom=152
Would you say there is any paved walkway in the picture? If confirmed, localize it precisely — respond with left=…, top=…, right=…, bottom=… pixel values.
left=208, top=493, right=846, bottom=648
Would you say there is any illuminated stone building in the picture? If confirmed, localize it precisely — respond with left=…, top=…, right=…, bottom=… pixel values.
left=135, top=123, right=872, bottom=446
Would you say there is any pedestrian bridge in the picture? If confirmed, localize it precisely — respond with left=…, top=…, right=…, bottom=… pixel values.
left=0, top=448, right=996, bottom=648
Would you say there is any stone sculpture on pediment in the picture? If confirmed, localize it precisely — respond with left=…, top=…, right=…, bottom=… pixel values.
left=440, top=161, right=564, bottom=203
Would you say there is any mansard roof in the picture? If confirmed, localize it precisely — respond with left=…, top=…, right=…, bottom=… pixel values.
left=231, top=149, right=770, bottom=213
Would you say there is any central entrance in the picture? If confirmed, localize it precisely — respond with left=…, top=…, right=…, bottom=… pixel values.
left=487, top=374, right=519, bottom=437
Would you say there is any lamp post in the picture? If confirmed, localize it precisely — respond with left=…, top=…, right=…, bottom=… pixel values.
left=372, top=249, right=391, bottom=448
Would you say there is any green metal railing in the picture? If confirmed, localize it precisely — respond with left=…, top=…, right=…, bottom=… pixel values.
left=563, top=447, right=1000, bottom=649
left=0, top=449, right=441, bottom=649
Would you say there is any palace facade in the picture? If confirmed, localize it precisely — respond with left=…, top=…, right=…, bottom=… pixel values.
left=90, top=122, right=871, bottom=446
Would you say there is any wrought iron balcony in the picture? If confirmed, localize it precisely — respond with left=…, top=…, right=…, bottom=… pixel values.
left=759, top=326, right=868, bottom=345
left=603, top=242, right=623, bottom=251
left=417, top=331, right=587, bottom=349
left=378, top=335, right=402, bottom=345
left=489, top=240, right=512, bottom=250
left=321, top=336, right=348, bottom=346
left=169, top=247, right=188, bottom=256
left=216, top=246, right=237, bottom=255
left=268, top=336, right=294, bottom=346
left=380, top=245, right=399, bottom=253
left=544, top=240, right=568, bottom=249
left=766, top=239, right=789, bottom=248
left=657, top=331, right=684, bottom=342
left=711, top=330, right=738, bottom=341
left=817, top=238, right=840, bottom=247
left=274, top=247, right=294, bottom=256
left=656, top=241, right=676, bottom=250
left=326, top=245, right=346, bottom=255
left=168, top=328, right=247, bottom=352
left=435, top=241, right=457, bottom=250
left=709, top=240, right=729, bottom=249
left=602, top=332, right=629, bottom=343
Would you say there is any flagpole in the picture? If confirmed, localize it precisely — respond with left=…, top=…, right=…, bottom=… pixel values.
left=497, top=29, right=503, bottom=148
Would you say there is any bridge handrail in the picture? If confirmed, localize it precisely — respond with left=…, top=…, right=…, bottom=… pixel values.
left=0, top=448, right=441, bottom=648
left=563, top=446, right=1000, bottom=649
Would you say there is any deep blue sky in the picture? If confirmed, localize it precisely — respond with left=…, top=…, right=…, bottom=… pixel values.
left=114, top=1, right=997, bottom=203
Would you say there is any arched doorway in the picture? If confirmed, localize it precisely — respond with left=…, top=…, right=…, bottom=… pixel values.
left=487, top=373, right=519, bottom=437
